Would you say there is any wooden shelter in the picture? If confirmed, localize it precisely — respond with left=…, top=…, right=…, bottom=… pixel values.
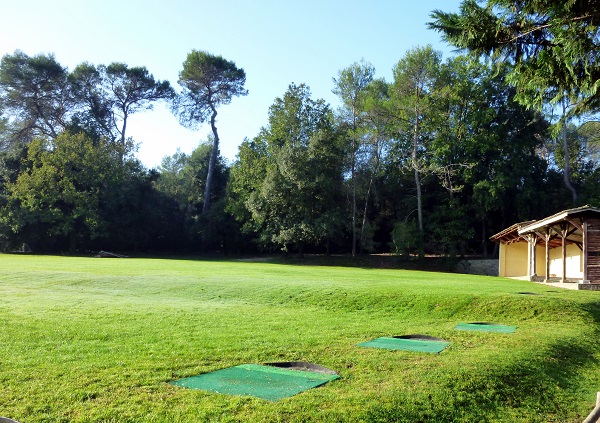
left=490, top=206, right=600, bottom=287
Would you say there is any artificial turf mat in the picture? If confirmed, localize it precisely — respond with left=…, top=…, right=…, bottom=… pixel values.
left=170, top=364, right=340, bottom=401
left=358, top=337, right=450, bottom=353
left=455, top=322, right=516, bottom=333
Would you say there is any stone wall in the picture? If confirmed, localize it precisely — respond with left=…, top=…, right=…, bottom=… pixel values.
left=456, top=259, right=498, bottom=276
left=578, top=283, right=600, bottom=291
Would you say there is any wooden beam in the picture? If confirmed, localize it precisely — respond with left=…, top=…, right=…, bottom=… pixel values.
left=566, top=217, right=583, bottom=232
left=549, top=225, right=562, bottom=237
left=566, top=227, right=578, bottom=238
left=534, top=230, right=558, bottom=245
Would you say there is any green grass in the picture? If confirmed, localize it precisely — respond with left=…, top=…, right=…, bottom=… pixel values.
left=1, top=254, right=599, bottom=422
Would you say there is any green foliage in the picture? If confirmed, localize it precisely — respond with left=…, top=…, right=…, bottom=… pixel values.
left=173, top=50, right=247, bottom=215
left=155, top=142, right=227, bottom=211
left=228, top=84, right=345, bottom=253
left=430, top=200, right=474, bottom=256
left=1, top=132, right=126, bottom=250
left=389, top=46, right=444, bottom=234
left=2, top=46, right=597, bottom=257
left=333, top=60, right=375, bottom=120
left=173, top=50, right=248, bottom=130
left=434, top=57, right=550, bottom=220
left=551, top=122, right=600, bottom=178
left=390, top=219, right=421, bottom=256
left=154, top=140, right=235, bottom=252
left=71, top=62, right=173, bottom=145
left=0, top=132, right=186, bottom=253
left=0, top=52, right=173, bottom=149
left=429, top=1, right=589, bottom=206
left=333, top=60, right=378, bottom=255
left=430, top=0, right=600, bottom=117
left=227, top=137, right=268, bottom=235
left=154, top=148, right=191, bottom=206
left=0, top=50, right=72, bottom=142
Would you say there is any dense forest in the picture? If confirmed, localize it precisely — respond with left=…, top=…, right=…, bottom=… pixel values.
left=1, top=3, right=599, bottom=257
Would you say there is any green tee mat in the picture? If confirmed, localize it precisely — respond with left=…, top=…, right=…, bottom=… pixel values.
left=455, top=322, right=516, bottom=333
left=170, top=364, right=340, bottom=401
left=358, top=336, right=450, bottom=353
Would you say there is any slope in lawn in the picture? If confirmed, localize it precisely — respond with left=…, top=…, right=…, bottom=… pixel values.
left=0, top=254, right=599, bottom=422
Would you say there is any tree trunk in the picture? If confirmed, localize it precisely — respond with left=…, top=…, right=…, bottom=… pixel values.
left=482, top=219, right=488, bottom=258
left=360, top=179, right=373, bottom=253
left=413, top=103, right=423, bottom=233
left=415, top=167, right=423, bottom=232
left=203, top=107, right=219, bottom=215
left=562, top=122, right=578, bottom=205
left=360, top=136, right=382, bottom=253
left=351, top=151, right=357, bottom=257
left=118, top=111, right=128, bottom=161
left=121, top=114, right=127, bottom=146
left=351, top=109, right=358, bottom=258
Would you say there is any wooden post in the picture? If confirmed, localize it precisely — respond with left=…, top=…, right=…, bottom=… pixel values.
left=562, top=231, right=567, bottom=283
left=545, top=229, right=551, bottom=283
left=531, top=236, right=538, bottom=277
left=524, top=235, right=532, bottom=278
left=528, top=238, right=533, bottom=278
left=583, top=221, right=588, bottom=282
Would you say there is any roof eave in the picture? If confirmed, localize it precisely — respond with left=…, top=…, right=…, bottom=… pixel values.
left=518, top=205, right=600, bottom=235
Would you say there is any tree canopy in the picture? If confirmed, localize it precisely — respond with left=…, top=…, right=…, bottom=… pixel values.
left=0, top=51, right=173, bottom=150
left=72, top=62, right=173, bottom=146
left=173, top=50, right=248, bottom=214
left=0, top=51, right=72, bottom=142
left=1, top=45, right=598, bottom=257
left=229, top=83, right=344, bottom=253
left=333, top=60, right=376, bottom=256
left=429, top=0, right=600, bottom=117
left=1, top=132, right=124, bottom=250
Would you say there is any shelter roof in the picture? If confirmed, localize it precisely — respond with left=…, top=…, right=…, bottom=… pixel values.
left=489, top=221, right=534, bottom=244
left=490, top=205, right=600, bottom=247
left=518, top=205, right=600, bottom=235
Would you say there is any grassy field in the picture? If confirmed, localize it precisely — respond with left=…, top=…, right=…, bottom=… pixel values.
left=0, top=254, right=599, bottom=422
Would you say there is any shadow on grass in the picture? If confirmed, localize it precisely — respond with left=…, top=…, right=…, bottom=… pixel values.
left=580, top=301, right=600, bottom=329
left=20, top=251, right=472, bottom=273
left=270, top=254, right=463, bottom=272
left=361, top=329, right=600, bottom=422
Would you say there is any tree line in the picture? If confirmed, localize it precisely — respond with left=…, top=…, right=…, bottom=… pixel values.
left=1, top=1, right=599, bottom=256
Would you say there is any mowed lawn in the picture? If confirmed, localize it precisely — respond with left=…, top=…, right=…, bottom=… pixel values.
left=1, top=255, right=600, bottom=422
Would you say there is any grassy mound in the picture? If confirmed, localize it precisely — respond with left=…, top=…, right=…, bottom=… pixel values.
left=0, top=254, right=599, bottom=422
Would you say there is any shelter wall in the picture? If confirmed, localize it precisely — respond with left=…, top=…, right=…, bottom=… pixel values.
left=499, top=241, right=528, bottom=277
left=587, top=218, right=600, bottom=282
left=548, top=244, right=582, bottom=279
left=535, top=245, right=546, bottom=276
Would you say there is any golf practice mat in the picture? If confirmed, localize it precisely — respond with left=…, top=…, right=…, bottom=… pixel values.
left=170, top=362, right=340, bottom=401
left=455, top=322, right=516, bottom=333
left=358, top=335, right=450, bottom=353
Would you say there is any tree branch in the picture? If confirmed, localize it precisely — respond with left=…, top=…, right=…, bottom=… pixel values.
left=503, top=13, right=600, bottom=45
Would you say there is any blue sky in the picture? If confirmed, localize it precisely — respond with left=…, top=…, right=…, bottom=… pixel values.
left=0, top=0, right=463, bottom=167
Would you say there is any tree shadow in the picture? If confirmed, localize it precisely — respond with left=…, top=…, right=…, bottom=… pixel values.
left=362, top=312, right=600, bottom=422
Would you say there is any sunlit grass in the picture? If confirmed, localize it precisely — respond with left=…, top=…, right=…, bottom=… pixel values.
left=0, top=254, right=599, bottom=422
